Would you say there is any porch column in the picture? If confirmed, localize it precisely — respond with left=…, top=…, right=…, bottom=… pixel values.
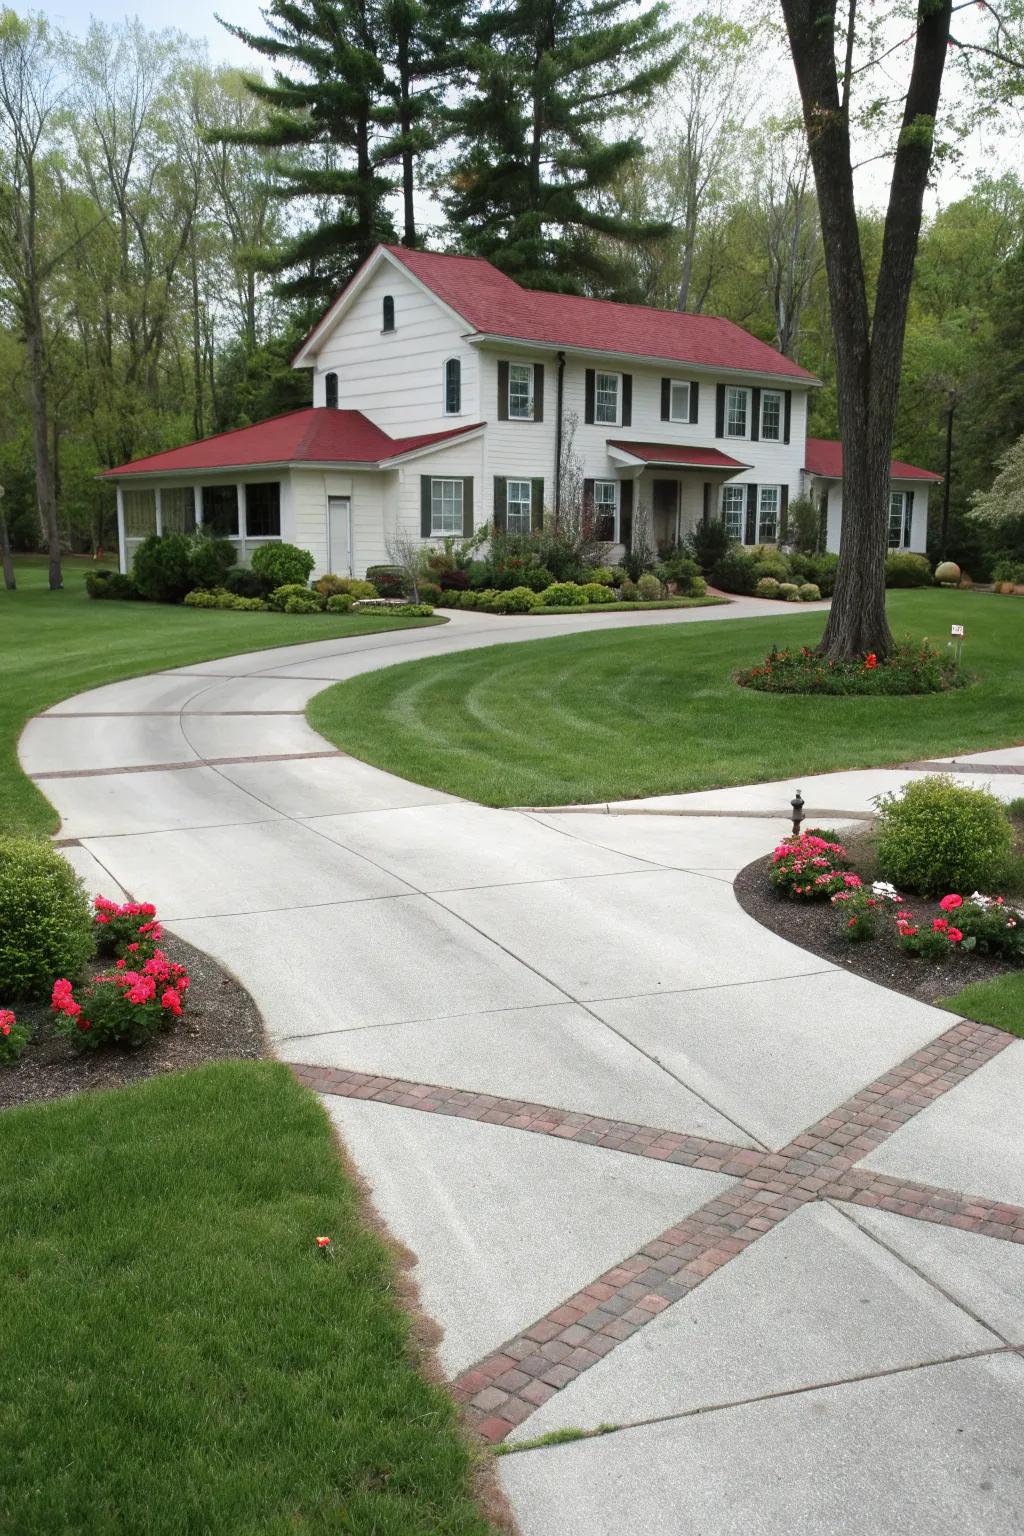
left=193, top=483, right=203, bottom=529
left=154, top=485, right=162, bottom=537
left=237, top=482, right=246, bottom=550
left=116, top=485, right=126, bottom=573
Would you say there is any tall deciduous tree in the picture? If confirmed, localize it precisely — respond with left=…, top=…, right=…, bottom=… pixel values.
left=444, top=0, right=682, bottom=292
left=780, top=0, right=1024, bottom=660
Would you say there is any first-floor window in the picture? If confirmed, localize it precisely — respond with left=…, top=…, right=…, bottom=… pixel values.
left=725, top=386, right=750, bottom=438
left=508, top=362, right=533, bottom=419
left=888, top=490, right=908, bottom=548
left=758, top=485, right=780, bottom=544
left=507, top=479, right=532, bottom=534
left=431, top=478, right=464, bottom=535
left=721, top=484, right=746, bottom=541
left=595, top=372, right=620, bottom=425
left=202, top=483, right=239, bottom=537
left=245, top=482, right=281, bottom=538
left=593, top=480, right=618, bottom=541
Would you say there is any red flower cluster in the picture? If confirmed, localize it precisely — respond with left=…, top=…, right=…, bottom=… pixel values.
left=0, top=1008, right=28, bottom=1066
left=93, top=895, right=163, bottom=958
left=51, top=949, right=189, bottom=1050
left=770, top=832, right=852, bottom=900
left=864, top=653, right=878, bottom=670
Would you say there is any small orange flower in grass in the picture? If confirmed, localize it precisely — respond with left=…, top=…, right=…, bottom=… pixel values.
left=316, top=1236, right=333, bottom=1256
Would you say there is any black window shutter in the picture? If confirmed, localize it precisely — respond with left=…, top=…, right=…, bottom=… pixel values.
left=621, top=374, right=632, bottom=427
left=492, top=476, right=507, bottom=531
left=462, top=477, right=474, bottom=536
left=497, top=362, right=509, bottom=421
left=780, top=485, right=790, bottom=543
left=533, top=364, right=544, bottom=423
left=783, top=390, right=792, bottom=444
left=619, top=480, right=633, bottom=547
left=715, top=384, right=725, bottom=438
left=660, top=379, right=671, bottom=421
left=690, top=382, right=699, bottom=424
left=420, top=477, right=432, bottom=537
left=750, top=387, right=761, bottom=443
left=584, top=369, right=596, bottom=425
left=583, top=477, right=595, bottom=515
left=531, top=478, right=544, bottom=529
left=745, top=484, right=757, bottom=545
left=904, top=489, right=914, bottom=547
left=325, top=372, right=338, bottom=409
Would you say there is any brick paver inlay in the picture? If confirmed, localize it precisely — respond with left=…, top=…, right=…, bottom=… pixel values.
left=293, top=1017, right=1020, bottom=1442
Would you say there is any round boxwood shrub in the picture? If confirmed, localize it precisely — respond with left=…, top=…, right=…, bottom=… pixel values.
left=755, top=577, right=781, bottom=599
left=225, top=566, right=271, bottom=599
left=875, top=776, right=1014, bottom=896
left=133, top=533, right=194, bottom=603
left=326, top=593, right=354, bottom=613
left=489, top=586, right=538, bottom=613
left=540, top=582, right=587, bottom=606
left=580, top=583, right=612, bottom=604
left=588, top=566, right=615, bottom=586
left=778, top=582, right=800, bottom=601
left=884, top=552, right=932, bottom=588
left=752, top=557, right=791, bottom=585
left=797, top=583, right=822, bottom=601
left=637, top=572, right=663, bottom=601
left=251, top=542, right=316, bottom=589
left=0, top=837, right=95, bottom=1001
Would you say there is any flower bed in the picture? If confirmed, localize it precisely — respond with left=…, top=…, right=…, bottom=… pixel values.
left=736, top=638, right=964, bottom=696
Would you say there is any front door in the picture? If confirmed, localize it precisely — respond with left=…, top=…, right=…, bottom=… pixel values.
left=327, top=496, right=352, bottom=576
left=652, top=479, right=679, bottom=551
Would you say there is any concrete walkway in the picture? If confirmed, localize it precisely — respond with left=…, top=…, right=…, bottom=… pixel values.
left=21, top=604, right=1024, bottom=1536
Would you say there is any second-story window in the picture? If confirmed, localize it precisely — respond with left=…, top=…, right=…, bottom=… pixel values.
left=669, top=381, right=690, bottom=422
left=444, top=358, right=461, bottom=415
left=760, top=390, right=782, bottom=441
left=595, top=371, right=620, bottom=425
left=725, top=386, right=750, bottom=438
left=508, top=362, right=533, bottom=419
left=382, top=295, right=395, bottom=332
left=324, top=372, right=338, bottom=409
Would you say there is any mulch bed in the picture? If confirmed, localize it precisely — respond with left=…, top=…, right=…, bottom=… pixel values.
left=1, top=934, right=267, bottom=1112
left=733, top=828, right=1017, bottom=1009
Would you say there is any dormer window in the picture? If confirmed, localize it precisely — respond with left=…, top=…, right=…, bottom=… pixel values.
left=444, top=357, right=461, bottom=415
left=382, top=295, right=395, bottom=332
left=324, top=372, right=338, bottom=409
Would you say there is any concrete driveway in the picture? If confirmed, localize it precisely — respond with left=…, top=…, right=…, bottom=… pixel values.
left=21, top=603, right=1024, bottom=1535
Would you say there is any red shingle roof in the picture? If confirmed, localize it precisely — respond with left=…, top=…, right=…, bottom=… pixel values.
left=302, top=245, right=815, bottom=382
left=607, top=441, right=749, bottom=469
left=101, top=410, right=482, bottom=477
left=804, top=437, right=941, bottom=482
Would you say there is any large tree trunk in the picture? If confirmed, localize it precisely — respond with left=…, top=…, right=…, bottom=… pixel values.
left=781, top=0, right=951, bottom=660
left=0, top=504, right=15, bottom=589
left=25, top=304, right=62, bottom=590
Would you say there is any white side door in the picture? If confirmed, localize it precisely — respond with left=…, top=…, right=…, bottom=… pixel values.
left=327, top=496, right=352, bottom=576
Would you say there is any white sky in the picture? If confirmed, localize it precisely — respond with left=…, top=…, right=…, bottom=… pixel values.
left=44, top=0, right=1018, bottom=215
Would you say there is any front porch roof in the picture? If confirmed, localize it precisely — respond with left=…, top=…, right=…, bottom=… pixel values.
left=803, top=437, right=941, bottom=483
left=99, top=408, right=485, bottom=479
left=606, top=440, right=751, bottom=472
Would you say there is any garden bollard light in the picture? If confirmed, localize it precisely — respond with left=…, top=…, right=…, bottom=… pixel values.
left=791, top=790, right=805, bottom=836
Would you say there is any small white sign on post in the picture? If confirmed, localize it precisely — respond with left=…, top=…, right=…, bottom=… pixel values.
left=950, top=623, right=965, bottom=667
left=951, top=624, right=964, bottom=637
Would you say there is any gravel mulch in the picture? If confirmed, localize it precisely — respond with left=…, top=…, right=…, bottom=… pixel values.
left=1, top=934, right=267, bottom=1112
left=733, top=828, right=1017, bottom=1009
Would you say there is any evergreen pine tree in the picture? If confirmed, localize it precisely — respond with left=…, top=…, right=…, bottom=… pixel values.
left=443, top=0, right=681, bottom=293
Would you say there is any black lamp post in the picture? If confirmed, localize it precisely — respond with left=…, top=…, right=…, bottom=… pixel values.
left=791, top=790, right=805, bottom=836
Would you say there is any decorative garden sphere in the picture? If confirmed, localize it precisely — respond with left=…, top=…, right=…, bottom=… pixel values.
left=934, top=561, right=960, bottom=586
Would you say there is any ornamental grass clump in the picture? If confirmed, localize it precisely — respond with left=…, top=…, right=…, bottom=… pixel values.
left=875, top=776, right=1014, bottom=895
left=51, top=949, right=190, bottom=1050
left=0, top=837, right=94, bottom=1001
left=769, top=832, right=856, bottom=899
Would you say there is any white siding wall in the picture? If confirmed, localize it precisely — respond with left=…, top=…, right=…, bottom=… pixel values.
left=312, top=263, right=479, bottom=430
left=818, top=477, right=931, bottom=556
left=395, top=437, right=488, bottom=545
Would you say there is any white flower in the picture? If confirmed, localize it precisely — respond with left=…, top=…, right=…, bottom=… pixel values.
left=871, top=881, right=902, bottom=902
left=969, top=891, right=993, bottom=909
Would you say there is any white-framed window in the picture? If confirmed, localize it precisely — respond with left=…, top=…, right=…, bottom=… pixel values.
left=721, top=484, right=746, bottom=541
left=444, top=357, right=461, bottom=415
left=593, top=479, right=618, bottom=540
left=888, top=490, right=908, bottom=548
left=758, top=485, right=780, bottom=543
left=760, top=390, right=783, bottom=441
left=595, top=372, right=620, bottom=425
left=507, top=479, right=532, bottom=534
left=508, top=362, right=533, bottom=419
left=725, top=386, right=750, bottom=438
left=669, top=380, right=690, bottom=422
left=431, top=478, right=464, bottom=535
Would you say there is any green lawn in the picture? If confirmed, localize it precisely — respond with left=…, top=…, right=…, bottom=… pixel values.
left=941, top=972, right=1024, bottom=1036
left=0, top=1062, right=497, bottom=1534
left=0, top=557, right=441, bottom=838
left=308, top=589, right=1022, bottom=807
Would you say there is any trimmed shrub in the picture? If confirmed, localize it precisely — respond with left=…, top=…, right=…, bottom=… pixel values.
left=269, top=583, right=324, bottom=612
left=313, top=574, right=378, bottom=600
left=711, top=546, right=760, bottom=595
left=686, top=518, right=734, bottom=574
left=233, top=596, right=269, bottom=611
left=755, top=577, right=782, bottom=599
left=390, top=603, right=435, bottom=616
left=418, top=581, right=442, bottom=605
left=0, top=837, right=94, bottom=1001
left=325, top=593, right=354, bottom=613
left=788, top=496, right=821, bottom=554
left=133, top=532, right=194, bottom=603
left=183, top=589, right=218, bottom=608
left=779, top=583, right=800, bottom=601
left=789, top=551, right=839, bottom=597
left=884, top=551, right=932, bottom=588
left=251, top=541, right=316, bottom=589
left=637, top=572, right=663, bottom=601
left=225, top=567, right=271, bottom=599
left=187, top=533, right=237, bottom=590
left=797, top=583, right=822, bottom=601
left=539, top=581, right=587, bottom=606
left=488, top=586, right=538, bottom=613
left=365, top=565, right=407, bottom=598
left=588, top=566, right=615, bottom=586
left=619, top=577, right=639, bottom=601
left=580, top=583, right=613, bottom=604
left=283, top=592, right=323, bottom=614
left=875, top=776, right=1014, bottom=896
left=86, top=571, right=141, bottom=601
left=751, top=557, right=791, bottom=585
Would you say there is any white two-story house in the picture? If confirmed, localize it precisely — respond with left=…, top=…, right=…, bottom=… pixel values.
left=102, top=244, right=938, bottom=577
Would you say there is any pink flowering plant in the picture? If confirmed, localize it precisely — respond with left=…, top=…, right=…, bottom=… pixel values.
left=938, top=892, right=1024, bottom=961
left=51, top=949, right=190, bottom=1050
left=769, top=832, right=855, bottom=900
left=93, top=895, right=163, bottom=960
left=831, top=887, right=879, bottom=942
left=0, top=1008, right=29, bottom=1066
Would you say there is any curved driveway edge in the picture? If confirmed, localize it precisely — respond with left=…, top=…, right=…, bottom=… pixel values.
left=19, top=602, right=1024, bottom=1536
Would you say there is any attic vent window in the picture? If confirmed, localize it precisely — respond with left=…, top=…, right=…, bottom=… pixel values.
left=325, top=372, right=338, bottom=409
left=382, top=295, right=395, bottom=332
